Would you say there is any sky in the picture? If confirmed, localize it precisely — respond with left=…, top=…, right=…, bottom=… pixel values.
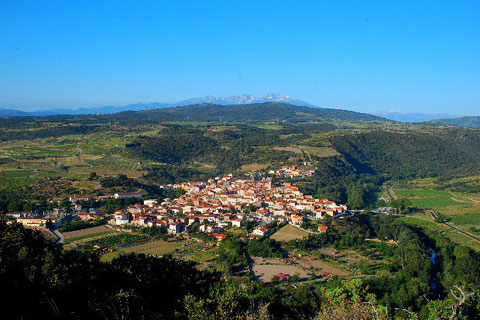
left=1, top=1, right=479, bottom=115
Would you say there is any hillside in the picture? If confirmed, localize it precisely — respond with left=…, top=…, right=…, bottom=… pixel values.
left=430, top=116, right=480, bottom=128
left=0, top=94, right=317, bottom=116
left=104, top=102, right=384, bottom=123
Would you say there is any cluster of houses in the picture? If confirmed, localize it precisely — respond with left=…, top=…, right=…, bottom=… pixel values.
left=6, top=192, right=144, bottom=229
left=268, top=165, right=315, bottom=179
left=6, top=175, right=346, bottom=237
left=109, top=175, right=347, bottom=238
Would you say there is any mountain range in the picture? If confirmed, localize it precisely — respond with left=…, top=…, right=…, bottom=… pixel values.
left=0, top=94, right=316, bottom=117
left=1, top=94, right=477, bottom=127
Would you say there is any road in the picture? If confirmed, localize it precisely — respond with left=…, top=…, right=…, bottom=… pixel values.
left=426, top=209, right=480, bottom=242
left=386, top=184, right=480, bottom=244
left=385, top=184, right=397, bottom=201
left=50, top=228, right=64, bottom=244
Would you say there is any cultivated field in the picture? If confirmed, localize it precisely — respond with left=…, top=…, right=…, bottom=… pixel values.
left=78, top=233, right=150, bottom=249
left=295, top=256, right=349, bottom=277
left=271, top=224, right=309, bottom=242
left=394, top=189, right=463, bottom=208
left=62, top=225, right=113, bottom=240
left=251, top=257, right=309, bottom=282
left=450, top=214, right=480, bottom=234
left=125, top=239, right=188, bottom=256
left=400, top=216, right=480, bottom=252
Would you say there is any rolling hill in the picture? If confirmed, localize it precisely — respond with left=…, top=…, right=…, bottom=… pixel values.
left=103, top=102, right=385, bottom=123
left=430, top=116, right=480, bottom=128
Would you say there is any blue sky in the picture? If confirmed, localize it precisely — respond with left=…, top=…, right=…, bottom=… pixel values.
left=1, top=1, right=479, bottom=115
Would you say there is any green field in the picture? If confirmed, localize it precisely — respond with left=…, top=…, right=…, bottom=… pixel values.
left=400, top=216, right=480, bottom=252
left=138, top=240, right=187, bottom=255
left=450, top=215, right=480, bottom=235
left=81, top=233, right=150, bottom=248
left=394, top=189, right=463, bottom=208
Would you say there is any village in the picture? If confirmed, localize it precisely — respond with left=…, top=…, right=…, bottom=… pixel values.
left=8, top=166, right=347, bottom=240
left=107, top=174, right=347, bottom=239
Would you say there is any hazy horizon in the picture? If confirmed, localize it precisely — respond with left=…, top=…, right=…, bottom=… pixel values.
left=0, top=94, right=473, bottom=117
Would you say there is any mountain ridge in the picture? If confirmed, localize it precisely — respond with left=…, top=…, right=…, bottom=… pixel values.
left=103, top=102, right=385, bottom=122
left=0, top=94, right=317, bottom=117
left=430, top=116, right=480, bottom=128
left=373, top=111, right=460, bottom=123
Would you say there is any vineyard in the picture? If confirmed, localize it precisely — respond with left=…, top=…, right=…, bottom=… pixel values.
left=82, top=233, right=150, bottom=248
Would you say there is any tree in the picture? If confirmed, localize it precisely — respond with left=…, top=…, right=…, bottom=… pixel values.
left=390, top=198, right=412, bottom=214
left=22, top=202, right=35, bottom=212
left=60, top=198, right=71, bottom=209
left=45, top=219, right=54, bottom=229
left=347, top=187, right=366, bottom=210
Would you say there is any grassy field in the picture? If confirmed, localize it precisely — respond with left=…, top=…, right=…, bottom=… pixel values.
left=271, top=224, right=309, bottom=242
left=400, top=216, right=480, bottom=252
left=394, top=189, right=464, bottom=208
left=100, top=251, right=123, bottom=262
left=450, top=215, right=480, bottom=234
left=184, top=250, right=218, bottom=263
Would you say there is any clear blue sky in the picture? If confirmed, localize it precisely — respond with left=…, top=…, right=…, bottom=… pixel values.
left=1, top=1, right=479, bottom=114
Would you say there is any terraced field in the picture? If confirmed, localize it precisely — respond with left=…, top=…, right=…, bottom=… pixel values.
left=0, top=124, right=159, bottom=189
left=271, top=224, right=309, bottom=242
left=124, top=239, right=188, bottom=255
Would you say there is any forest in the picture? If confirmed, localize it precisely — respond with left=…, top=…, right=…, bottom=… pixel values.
left=1, top=215, right=480, bottom=319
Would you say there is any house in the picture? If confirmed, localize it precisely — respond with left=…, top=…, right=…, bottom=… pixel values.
left=168, top=222, right=185, bottom=234
left=70, top=196, right=90, bottom=203
left=78, top=212, right=95, bottom=221
left=318, top=225, right=329, bottom=233
left=231, top=218, right=243, bottom=228
left=315, top=209, right=326, bottom=220
left=144, top=199, right=158, bottom=206
left=16, top=217, right=48, bottom=228
left=114, top=192, right=143, bottom=199
left=113, top=213, right=129, bottom=225
left=212, top=233, right=228, bottom=241
left=132, top=215, right=151, bottom=226
left=252, top=227, right=270, bottom=237
left=290, top=215, right=303, bottom=225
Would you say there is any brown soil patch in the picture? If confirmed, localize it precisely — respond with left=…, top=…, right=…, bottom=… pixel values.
left=63, top=225, right=112, bottom=240
left=241, top=163, right=269, bottom=171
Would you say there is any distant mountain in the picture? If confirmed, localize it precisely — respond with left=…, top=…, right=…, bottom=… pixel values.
left=1, top=94, right=318, bottom=117
left=430, top=116, right=480, bottom=128
left=104, top=102, right=385, bottom=123
left=175, top=94, right=318, bottom=108
left=372, top=111, right=460, bottom=123
left=0, top=108, right=31, bottom=117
